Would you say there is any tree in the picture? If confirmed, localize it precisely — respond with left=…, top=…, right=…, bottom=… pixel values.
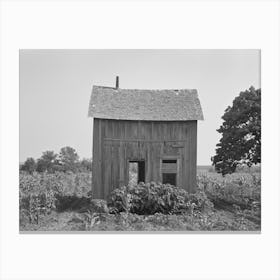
left=212, top=86, right=261, bottom=175
left=59, top=146, right=79, bottom=172
left=20, top=157, right=36, bottom=174
left=36, top=151, right=58, bottom=173
left=80, top=158, right=92, bottom=172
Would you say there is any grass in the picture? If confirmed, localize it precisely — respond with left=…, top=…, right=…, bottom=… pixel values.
left=20, top=209, right=259, bottom=232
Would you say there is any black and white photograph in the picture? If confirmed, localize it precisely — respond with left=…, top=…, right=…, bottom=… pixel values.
left=19, top=49, right=261, bottom=232
left=1, top=1, right=280, bottom=279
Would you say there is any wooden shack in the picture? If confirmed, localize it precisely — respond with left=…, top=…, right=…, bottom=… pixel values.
left=88, top=77, right=204, bottom=199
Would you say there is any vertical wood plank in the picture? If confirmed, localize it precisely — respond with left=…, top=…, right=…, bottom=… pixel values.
left=93, top=119, right=102, bottom=198
left=182, top=122, right=187, bottom=190
left=119, top=121, right=125, bottom=186
left=103, top=143, right=111, bottom=199
left=119, top=141, right=125, bottom=186
left=101, top=120, right=107, bottom=198
left=91, top=118, right=95, bottom=197
left=190, top=121, right=197, bottom=193
left=159, top=142, right=163, bottom=183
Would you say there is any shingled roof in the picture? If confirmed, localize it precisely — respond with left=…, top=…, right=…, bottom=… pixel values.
left=88, top=85, right=204, bottom=121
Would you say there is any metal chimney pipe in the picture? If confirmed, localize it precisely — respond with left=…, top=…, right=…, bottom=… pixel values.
left=115, top=76, right=119, bottom=89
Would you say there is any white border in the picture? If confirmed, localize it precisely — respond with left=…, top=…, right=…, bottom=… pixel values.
left=1, top=1, right=280, bottom=280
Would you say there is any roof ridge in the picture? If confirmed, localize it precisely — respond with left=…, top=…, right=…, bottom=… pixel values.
left=92, top=85, right=197, bottom=92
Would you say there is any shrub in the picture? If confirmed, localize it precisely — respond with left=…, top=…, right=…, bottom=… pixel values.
left=90, top=199, right=109, bottom=213
left=108, top=182, right=213, bottom=215
left=188, top=191, right=214, bottom=212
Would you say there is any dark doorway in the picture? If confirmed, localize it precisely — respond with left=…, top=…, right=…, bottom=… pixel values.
left=129, top=160, right=145, bottom=185
left=162, top=173, right=176, bottom=186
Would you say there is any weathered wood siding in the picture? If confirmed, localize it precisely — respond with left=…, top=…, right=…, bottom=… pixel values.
left=92, top=119, right=197, bottom=199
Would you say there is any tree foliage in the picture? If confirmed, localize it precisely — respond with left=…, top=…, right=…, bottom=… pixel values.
left=212, top=87, right=261, bottom=175
left=79, top=158, right=92, bottom=172
left=20, top=147, right=92, bottom=173
left=58, top=146, right=79, bottom=172
left=20, top=157, right=36, bottom=174
left=36, top=151, right=58, bottom=173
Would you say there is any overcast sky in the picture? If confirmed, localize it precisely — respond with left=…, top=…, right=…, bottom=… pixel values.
left=20, top=49, right=260, bottom=165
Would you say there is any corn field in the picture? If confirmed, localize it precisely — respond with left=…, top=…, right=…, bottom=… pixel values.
left=19, top=171, right=261, bottom=231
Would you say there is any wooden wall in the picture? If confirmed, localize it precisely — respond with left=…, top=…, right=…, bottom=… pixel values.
left=92, top=119, right=197, bottom=199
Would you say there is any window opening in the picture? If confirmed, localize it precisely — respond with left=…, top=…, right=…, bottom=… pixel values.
left=161, top=158, right=177, bottom=186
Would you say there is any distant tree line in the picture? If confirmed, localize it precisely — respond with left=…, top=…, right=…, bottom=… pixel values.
left=20, top=146, right=92, bottom=174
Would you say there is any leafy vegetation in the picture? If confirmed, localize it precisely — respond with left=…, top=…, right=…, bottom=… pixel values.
left=198, top=173, right=261, bottom=225
left=20, top=157, right=37, bottom=174
left=109, top=182, right=213, bottom=215
left=19, top=171, right=261, bottom=231
left=212, top=87, right=261, bottom=175
left=19, top=172, right=91, bottom=224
